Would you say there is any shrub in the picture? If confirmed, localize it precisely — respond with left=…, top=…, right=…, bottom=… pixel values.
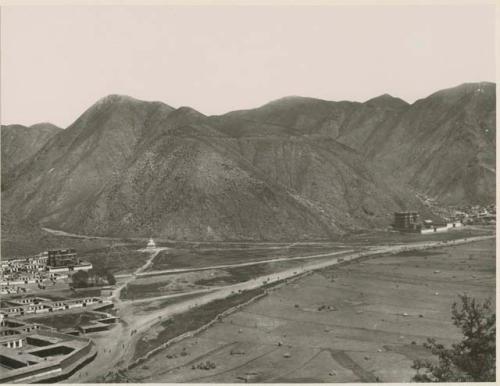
left=412, top=294, right=495, bottom=382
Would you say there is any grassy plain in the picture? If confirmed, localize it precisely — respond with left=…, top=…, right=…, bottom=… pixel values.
left=24, top=311, right=103, bottom=330
left=148, top=244, right=345, bottom=271
left=125, top=238, right=495, bottom=383
left=131, top=288, right=266, bottom=362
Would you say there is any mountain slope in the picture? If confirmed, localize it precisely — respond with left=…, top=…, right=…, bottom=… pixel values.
left=219, top=82, right=495, bottom=205
left=3, top=95, right=175, bottom=222
left=365, top=82, right=495, bottom=204
left=1, top=122, right=62, bottom=190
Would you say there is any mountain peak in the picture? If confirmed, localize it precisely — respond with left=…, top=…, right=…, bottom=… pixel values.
left=364, top=94, right=409, bottom=109
left=94, top=94, right=174, bottom=110
left=266, top=95, right=329, bottom=106
left=163, top=106, right=207, bottom=130
left=71, top=94, right=175, bottom=128
left=96, top=94, right=142, bottom=105
left=29, top=122, right=62, bottom=132
left=175, top=106, right=205, bottom=116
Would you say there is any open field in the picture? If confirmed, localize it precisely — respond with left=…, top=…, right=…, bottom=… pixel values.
left=130, top=287, right=267, bottom=362
left=147, top=244, right=346, bottom=271
left=130, top=291, right=219, bottom=314
left=119, top=228, right=492, bottom=303
left=9, top=226, right=491, bottom=384
left=146, top=227, right=489, bottom=272
left=339, top=227, right=491, bottom=245
left=1, top=230, right=109, bottom=258
left=120, top=255, right=339, bottom=301
left=2, top=287, right=103, bottom=303
left=125, top=238, right=495, bottom=383
left=43, top=287, right=104, bottom=300
left=119, top=270, right=224, bottom=300
left=1, top=224, right=132, bottom=258
left=78, top=245, right=151, bottom=275
left=23, top=311, right=103, bottom=330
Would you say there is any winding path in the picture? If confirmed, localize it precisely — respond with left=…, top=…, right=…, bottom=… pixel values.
left=112, top=248, right=168, bottom=304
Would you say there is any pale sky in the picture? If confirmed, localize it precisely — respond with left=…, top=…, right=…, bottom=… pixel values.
left=0, top=4, right=496, bottom=128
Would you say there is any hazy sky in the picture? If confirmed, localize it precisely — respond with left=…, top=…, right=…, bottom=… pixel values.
left=1, top=4, right=496, bottom=128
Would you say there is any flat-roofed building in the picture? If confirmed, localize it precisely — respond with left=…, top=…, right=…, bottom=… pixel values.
left=47, top=249, right=78, bottom=267
left=46, top=249, right=92, bottom=273
left=0, top=317, right=96, bottom=383
left=393, top=211, right=421, bottom=232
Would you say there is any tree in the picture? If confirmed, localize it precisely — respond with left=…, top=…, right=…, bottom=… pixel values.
left=72, top=270, right=89, bottom=288
left=106, top=271, right=116, bottom=285
left=74, top=267, right=116, bottom=287
left=412, top=294, right=495, bottom=382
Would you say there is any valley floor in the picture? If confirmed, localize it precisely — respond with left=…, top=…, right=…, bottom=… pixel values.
left=49, top=226, right=494, bottom=384
left=120, top=238, right=495, bottom=383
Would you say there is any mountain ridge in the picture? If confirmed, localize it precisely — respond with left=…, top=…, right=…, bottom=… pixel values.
left=1, top=81, right=495, bottom=243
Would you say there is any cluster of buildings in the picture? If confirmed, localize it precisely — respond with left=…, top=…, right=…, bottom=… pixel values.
left=0, top=296, right=112, bottom=318
left=0, top=314, right=97, bottom=383
left=393, top=212, right=464, bottom=234
left=0, top=296, right=118, bottom=383
left=0, top=245, right=124, bottom=382
left=1, top=249, right=92, bottom=295
left=415, top=192, right=495, bottom=226
left=451, top=204, right=496, bottom=225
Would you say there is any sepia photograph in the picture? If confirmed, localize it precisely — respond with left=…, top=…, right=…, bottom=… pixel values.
left=0, top=1, right=496, bottom=383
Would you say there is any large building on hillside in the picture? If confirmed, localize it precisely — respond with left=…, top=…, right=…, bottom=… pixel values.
left=393, top=212, right=421, bottom=232
left=47, top=249, right=77, bottom=267
left=393, top=211, right=464, bottom=234
left=46, top=249, right=92, bottom=273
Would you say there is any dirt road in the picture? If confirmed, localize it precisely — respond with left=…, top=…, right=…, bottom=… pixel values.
left=116, top=248, right=355, bottom=279
left=112, top=248, right=167, bottom=303
left=42, top=227, right=126, bottom=241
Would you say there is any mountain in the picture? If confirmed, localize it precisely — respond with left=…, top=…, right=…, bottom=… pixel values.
left=218, top=82, right=495, bottom=205
left=362, top=82, right=496, bottom=204
left=1, top=122, right=61, bottom=190
left=1, top=96, right=419, bottom=241
left=3, top=95, right=175, bottom=227
left=1, top=82, right=495, bottom=244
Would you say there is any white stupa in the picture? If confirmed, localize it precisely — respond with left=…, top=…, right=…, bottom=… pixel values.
left=146, top=238, right=156, bottom=249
